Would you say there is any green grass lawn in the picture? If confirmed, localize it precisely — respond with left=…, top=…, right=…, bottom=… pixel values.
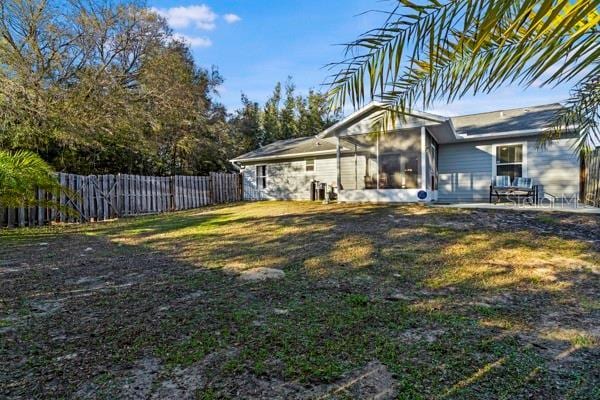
left=1, top=202, right=598, bottom=399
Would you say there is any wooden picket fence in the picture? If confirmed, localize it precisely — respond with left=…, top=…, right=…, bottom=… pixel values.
left=0, top=172, right=242, bottom=228
left=583, top=148, right=600, bottom=207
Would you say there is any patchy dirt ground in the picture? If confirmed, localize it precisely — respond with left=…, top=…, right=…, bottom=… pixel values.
left=1, top=202, right=599, bottom=399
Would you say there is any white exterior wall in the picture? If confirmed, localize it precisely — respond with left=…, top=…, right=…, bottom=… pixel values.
left=438, top=136, right=580, bottom=202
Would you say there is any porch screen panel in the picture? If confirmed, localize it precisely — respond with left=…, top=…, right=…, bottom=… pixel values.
left=339, top=129, right=422, bottom=190
left=339, top=134, right=377, bottom=190
left=426, top=131, right=439, bottom=190
left=378, top=129, right=421, bottom=189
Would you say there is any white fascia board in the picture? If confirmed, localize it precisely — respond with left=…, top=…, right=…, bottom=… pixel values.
left=317, top=102, right=383, bottom=138
left=447, top=118, right=460, bottom=140
left=230, top=149, right=338, bottom=163
left=317, top=102, right=449, bottom=138
left=455, top=125, right=579, bottom=141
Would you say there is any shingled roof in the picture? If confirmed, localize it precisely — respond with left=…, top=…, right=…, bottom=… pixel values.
left=450, top=103, right=564, bottom=137
left=231, top=103, right=568, bottom=162
left=231, top=136, right=337, bottom=161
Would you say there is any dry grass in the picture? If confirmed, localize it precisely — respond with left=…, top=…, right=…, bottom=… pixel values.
left=1, top=201, right=598, bottom=399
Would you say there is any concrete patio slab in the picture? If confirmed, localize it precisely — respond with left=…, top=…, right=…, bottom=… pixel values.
left=430, top=202, right=600, bottom=214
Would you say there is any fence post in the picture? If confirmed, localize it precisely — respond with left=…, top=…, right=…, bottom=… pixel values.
left=7, top=207, right=14, bottom=228
left=58, top=173, right=66, bottom=222
left=208, top=173, right=214, bottom=205
left=585, top=148, right=600, bottom=207
left=116, top=173, right=122, bottom=217
left=169, top=176, right=174, bottom=211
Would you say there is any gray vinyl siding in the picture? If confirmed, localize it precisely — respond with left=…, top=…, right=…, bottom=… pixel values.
left=242, top=155, right=341, bottom=200
left=438, top=136, right=580, bottom=202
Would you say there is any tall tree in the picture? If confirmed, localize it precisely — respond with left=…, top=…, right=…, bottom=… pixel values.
left=230, top=94, right=264, bottom=154
left=229, top=79, right=341, bottom=153
left=262, top=82, right=282, bottom=143
left=298, top=90, right=339, bottom=137
left=328, top=0, right=600, bottom=150
left=0, top=0, right=232, bottom=175
left=280, top=77, right=298, bottom=139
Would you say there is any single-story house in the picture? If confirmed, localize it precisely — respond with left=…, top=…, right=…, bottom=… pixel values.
left=230, top=102, right=582, bottom=203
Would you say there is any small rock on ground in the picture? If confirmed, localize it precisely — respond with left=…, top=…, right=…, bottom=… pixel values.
left=385, top=292, right=414, bottom=301
left=239, top=268, right=285, bottom=282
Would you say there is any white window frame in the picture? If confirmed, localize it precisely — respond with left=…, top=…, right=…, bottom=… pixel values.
left=256, top=165, right=267, bottom=189
left=305, top=158, right=316, bottom=173
left=491, top=141, right=528, bottom=178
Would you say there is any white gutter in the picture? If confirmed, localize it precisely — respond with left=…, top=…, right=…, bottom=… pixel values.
left=447, top=118, right=460, bottom=140
left=455, top=125, right=579, bottom=141
left=230, top=149, right=338, bottom=164
left=229, top=160, right=242, bottom=171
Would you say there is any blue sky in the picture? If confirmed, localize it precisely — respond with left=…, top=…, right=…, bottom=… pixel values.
left=149, top=1, right=574, bottom=117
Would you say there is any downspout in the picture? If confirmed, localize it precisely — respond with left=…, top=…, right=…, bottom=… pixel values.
left=229, top=160, right=241, bottom=171
left=230, top=160, right=244, bottom=201
left=376, top=131, right=380, bottom=190
left=336, top=135, right=341, bottom=192
left=420, top=126, right=427, bottom=191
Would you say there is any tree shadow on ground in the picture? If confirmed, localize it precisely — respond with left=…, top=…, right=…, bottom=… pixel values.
left=0, top=202, right=598, bottom=399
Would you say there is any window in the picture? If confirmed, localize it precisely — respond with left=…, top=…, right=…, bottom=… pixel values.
left=495, top=144, right=525, bottom=181
left=256, top=165, right=267, bottom=189
left=305, top=158, right=315, bottom=173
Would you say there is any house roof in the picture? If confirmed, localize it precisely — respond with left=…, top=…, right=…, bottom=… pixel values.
left=450, top=103, right=565, bottom=137
left=231, top=136, right=337, bottom=162
left=231, top=102, right=569, bottom=163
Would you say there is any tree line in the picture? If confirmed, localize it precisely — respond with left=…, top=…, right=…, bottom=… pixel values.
left=0, top=0, right=338, bottom=177
left=230, top=79, right=341, bottom=156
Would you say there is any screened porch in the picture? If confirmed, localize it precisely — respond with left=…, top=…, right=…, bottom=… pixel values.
left=335, top=127, right=439, bottom=202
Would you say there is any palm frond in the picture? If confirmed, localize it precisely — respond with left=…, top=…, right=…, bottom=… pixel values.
left=327, top=0, right=600, bottom=146
left=0, top=150, right=63, bottom=208
left=545, top=71, right=600, bottom=151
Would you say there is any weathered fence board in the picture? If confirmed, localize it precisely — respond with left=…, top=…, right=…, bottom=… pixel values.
left=584, top=148, right=600, bottom=207
left=1, top=172, right=242, bottom=228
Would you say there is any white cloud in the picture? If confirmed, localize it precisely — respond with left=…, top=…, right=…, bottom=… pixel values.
left=173, top=33, right=213, bottom=48
left=223, top=13, right=241, bottom=24
left=153, top=5, right=217, bottom=30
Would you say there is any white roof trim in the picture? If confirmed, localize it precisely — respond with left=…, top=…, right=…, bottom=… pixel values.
left=230, top=149, right=338, bottom=163
left=456, top=125, right=578, bottom=141
left=447, top=118, right=460, bottom=140
left=317, top=102, right=450, bottom=138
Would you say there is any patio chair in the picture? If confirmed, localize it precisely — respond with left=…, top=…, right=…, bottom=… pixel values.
left=489, top=175, right=511, bottom=204
left=495, top=175, right=512, bottom=189
left=364, top=175, right=376, bottom=189
left=489, top=176, right=538, bottom=205
left=512, top=177, right=537, bottom=205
